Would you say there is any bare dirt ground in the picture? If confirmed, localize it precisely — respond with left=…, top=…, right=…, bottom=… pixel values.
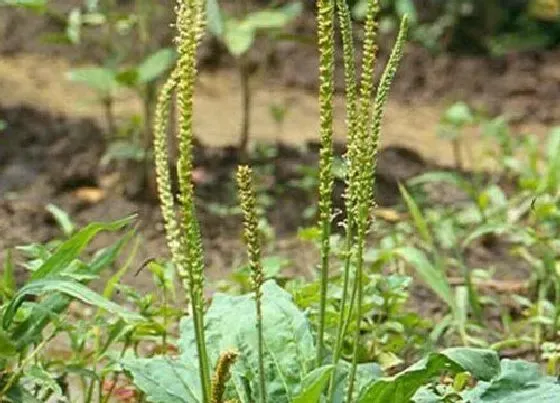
left=0, top=3, right=555, bottom=308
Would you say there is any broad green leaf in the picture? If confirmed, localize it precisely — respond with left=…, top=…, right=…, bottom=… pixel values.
left=358, top=348, right=499, bottom=403
left=545, top=127, right=560, bottom=163
left=352, top=0, right=368, bottom=19
left=223, top=2, right=301, bottom=56
left=3, top=279, right=142, bottom=327
left=443, top=102, right=474, bottom=128
left=26, top=365, right=63, bottom=398
left=224, top=19, right=255, bottom=56
left=543, top=127, right=560, bottom=193
left=330, top=361, right=384, bottom=402
left=206, top=0, right=224, bottom=36
left=395, top=0, right=417, bottom=23
left=408, top=171, right=473, bottom=195
left=67, top=67, right=119, bottom=96
left=45, top=203, right=75, bottom=236
left=243, top=2, right=302, bottom=30
left=279, top=1, right=303, bottom=20
left=115, top=68, right=139, bottom=87
left=4, top=385, right=42, bottom=403
left=123, top=357, right=201, bottom=403
left=31, top=216, right=133, bottom=281
left=137, top=48, right=176, bottom=84
left=10, top=233, right=132, bottom=347
left=399, top=184, right=433, bottom=247
left=394, top=247, right=454, bottom=308
left=102, top=141, right=145, bottom=164
left=487, top=31, right=552, bottom=56
left=460, top=359, right=560, bottom=402
left=180, top=281, right=315, bottom=402
left=242, top=11, right=287, bottom=29
left=2, top=0, right=46, bottom=11
left=292, top=365, right=334, bottom=403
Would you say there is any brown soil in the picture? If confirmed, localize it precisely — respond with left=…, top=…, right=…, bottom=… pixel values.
left=2, top=4, right=560, bottom=126
left=0, top=104, right=436, bottom=293
left=0, top=2, right=540, bottom=336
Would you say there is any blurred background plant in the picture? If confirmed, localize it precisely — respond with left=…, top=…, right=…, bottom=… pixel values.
left=205, top=0, right=302, bottom=160
left=351, top=0, right=560, bottom=54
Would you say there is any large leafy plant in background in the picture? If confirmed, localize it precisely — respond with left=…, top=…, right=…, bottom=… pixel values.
left=206, top=0, right=302, bottom=157
left=124, top=281, right=328, bottom=402
left=124, top=282, right=560, bottom=402
left=68, top=48, right=176, bottom=164
left=352, top=0, right=560, bottom=54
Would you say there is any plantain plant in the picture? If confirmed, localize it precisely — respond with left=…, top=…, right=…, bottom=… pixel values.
left=205, top=0, right=302, bottom=159
left=63, top=0, right=176, bottom=193
left=130, top=0, right=409, bottom=400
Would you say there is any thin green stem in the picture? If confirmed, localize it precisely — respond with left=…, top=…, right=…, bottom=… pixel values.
left=328, top=0, right=360, bottom=398
left=238, top=55, right=251, bottom=160
left=316, top=0, right=335, bottom=367
left=162, top=285, right=168, bottom=351
left=346, top=228, right=365, bottom=401
left=237, top=165, right=267, bottom=402
left=101, top=335, right=133, bottom=403
left=327, top=221, right=354, bottom=401
left=174, top=2, right=211, bottom=400
left=256, top=296, right=267, bottom=403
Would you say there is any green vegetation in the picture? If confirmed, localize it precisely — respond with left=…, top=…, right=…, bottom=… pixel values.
left=3, top=0, right=560, bottom=402
left=352, top=0, right=560, bottom=54
left=206, top=0, right=302, bottom=158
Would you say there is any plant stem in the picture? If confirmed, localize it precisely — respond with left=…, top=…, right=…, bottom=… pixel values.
left=162, top=284, right=168, bottom=352
left=315, top=0, right=335, bottom=367
left=535, top=281, right=546, bottom=361
left=452, top=138, right=463, bottom=172
left=327, top=220, right=354, bottom=400
left=101, top=335, right=132, bottom=403
left=256, top=294, right=267, bottom=403
left=191, top=292, right=211, bottom=402
left=346, top=230, right=365, bottom=401
left=142, top=83, right=156, bottom=192
left=103, top=96, right=116, bottom=140
left=238, top=56, right=251, bottom=161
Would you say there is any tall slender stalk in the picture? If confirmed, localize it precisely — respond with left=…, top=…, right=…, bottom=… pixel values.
left=346, top=15, right=408, bottom=400
left=345, top=4, right=380, bottom=399
left=238, top=55, right=252, bottom=160
left=328, top=0, right=359, bottom=399
left=152, top=1, right=211, bottom=401
left=237, top=165, right=267, bottom=403
left=316, top=0, right=336, bottom=366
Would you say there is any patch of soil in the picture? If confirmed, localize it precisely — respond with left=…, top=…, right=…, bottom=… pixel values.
left=0, top=105, right=430, bottom=290
left=2, top=5, right=560, bottom=126
left=273, top=13, right=560, bottom=125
